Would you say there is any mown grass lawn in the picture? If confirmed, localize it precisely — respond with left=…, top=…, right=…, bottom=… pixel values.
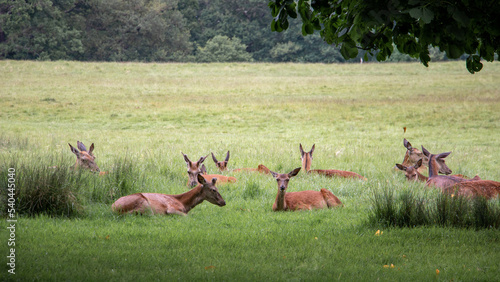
left=1, top=60, right=499, bottom=281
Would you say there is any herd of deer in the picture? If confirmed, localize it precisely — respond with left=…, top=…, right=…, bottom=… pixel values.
left=67, top=139, right=499, bottom=216
left=395, top=139, right=500, bottom=199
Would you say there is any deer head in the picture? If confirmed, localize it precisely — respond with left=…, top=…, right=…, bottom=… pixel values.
left=299, top=144, right=315, bottom=172
left=183, top=153, right=208, bottom=187
left=402, top=139, right=428, bottom=167
left=421, top=146, right=453, bottom=176
left=396, top=159, right=423, bottom=181
left=270, top=167, right=301, bottom=192
left=211, top=151, right=230, bottom=172
left=197, top=174, right=226, bottom=207
left=68, top=141, right=100, bottom=172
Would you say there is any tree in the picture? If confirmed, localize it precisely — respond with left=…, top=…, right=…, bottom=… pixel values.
left=196, top=35, right=253, bottom=62
left=0, top=0, right=85, bottom=60
left=268, top=0, right=500, bottom=73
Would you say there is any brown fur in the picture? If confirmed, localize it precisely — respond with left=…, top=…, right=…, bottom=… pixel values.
left=443, top=180, right=500, bottom=199
left=68, top=141, right=100, bottom=172
left=112, top=175, right=226, bottom=215
left=300, top=143, right=366, bottom=180
left=422, top=146, right=478, bottom=190
left=270, top=167, right=342, bottom=211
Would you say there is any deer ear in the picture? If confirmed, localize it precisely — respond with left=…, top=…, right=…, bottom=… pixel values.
left=289, top=167, right=301, bottom=177
left=299, top=144, right=305, bottom=156
left=201, top=164, right=207, bottom=174
left=310, top=144, right=315, bottom=156
left=437, top=152, right=451, bottom=159
left=270, top=171, right=278, bottom=178
left=69, top=143, right=80, bottom=156
left=415, top=159, right=423, bottom=168
left=395, top=164, right=406, bottom=171
left=77, top=141, right=87, bottom=152
left=88, top=143, right=95, bottom=156
left=211, top=152, right=218, bottom=163
left=404, top=139, right=412, bottom=150
left=182, top=152, right=191, bottom=165
left=197, top=174, right=206, bottom=185
left=211, top=177, right=217, bottom=185
left=198, top=154, right=209, bottom=164
left=421, top=146, right=430, bottom=157
left=225, top=151, right=230, bottom=162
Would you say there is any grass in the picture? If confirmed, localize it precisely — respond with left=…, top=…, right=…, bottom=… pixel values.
left=1, top=60, right=500, bottom=281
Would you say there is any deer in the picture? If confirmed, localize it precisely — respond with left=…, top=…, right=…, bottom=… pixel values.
left=211, top=151, right=270, bottom=174
left=422, top=146, right=479, bottom=190
left=111, top=174, right=226, bottom=215
left=394, top=139, right=429, bottom=175
left=443, top=180, right=500, bottom=199
left=211, top=151, right=230, bottom=172
left=270, top=167, right=343, bottom=211
left=396, top=159, right=481, bottom=183
left=68, top=141, right=101, bottom=173
left=300, top=144, right=366, bottom=180
left=183, top=153, right=237, bottom=187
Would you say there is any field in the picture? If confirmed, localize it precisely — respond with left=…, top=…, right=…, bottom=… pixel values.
left=1, top=60, right=500, bottom=281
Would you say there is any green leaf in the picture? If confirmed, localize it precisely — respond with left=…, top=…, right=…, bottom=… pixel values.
left=408, top=7, right=434, bottom=24
left=419, top=51, right=431, bottom=67
left=466, top=55, right=483, bottom=74
left=340, top=38, right=358, bottom=59
left=447, top=44, right=463, bottom=59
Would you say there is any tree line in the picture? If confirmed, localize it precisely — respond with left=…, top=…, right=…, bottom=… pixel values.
left=1, top=0, right=452, bottom=63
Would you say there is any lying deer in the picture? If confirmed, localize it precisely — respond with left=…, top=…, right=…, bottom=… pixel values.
left=112, top=174, right=226, bottom=215
left=300, top=144, right=365, bottom=180
left=396, top=159, right=481, bottom=182
left=444, top=180, right=500, bottom=199
left=211, top=151, right=270, bottom=174
left=270, top=167, right=343, bottom=211
left=422, top=146, right=477, bottom=189
left=211, top=151, right=230, bottom=171
left=69, top=141, right=100, bottom=173
left=183, top=153, right=236, bottom=187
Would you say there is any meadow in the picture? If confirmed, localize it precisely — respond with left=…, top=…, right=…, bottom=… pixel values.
left=1, top=60, right=499, bottom=281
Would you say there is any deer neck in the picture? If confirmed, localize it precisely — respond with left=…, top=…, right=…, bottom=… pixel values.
left=274, top=190, right=287, bottom=211
left=301, top=154, right=312, bottom=172
left=427, top=156, right=440, bottom=178
left=172, top=185, right=204, bottom=213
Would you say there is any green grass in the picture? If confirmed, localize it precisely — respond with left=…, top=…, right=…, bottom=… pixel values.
left=1, top=60, right=500, bottom=281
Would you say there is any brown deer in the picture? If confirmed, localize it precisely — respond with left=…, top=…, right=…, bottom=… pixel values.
left=183, top=153, right=237, bottom=187
left=68, top=141, right=100, bottom=173
left=211, top=151, right=230, bottom=172
left=300, top=144, right=366, bottom=180
left=443, top=180, right=500, bottom=199
left=394, top=139, right=429, bottom=175
left=395, top=159, right=428, bottom=182
left=396, top=159, right=481, bottom=183
left=112, top=174, right=226, bottom=215
left=422, top=146, right=477, bottom=189
left=270, top=167, right=343, bottom=211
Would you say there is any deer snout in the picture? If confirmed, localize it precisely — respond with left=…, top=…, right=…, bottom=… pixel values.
left=280, top=185, right=286, bottom=191
left=219, top=199, right=226, bottom=206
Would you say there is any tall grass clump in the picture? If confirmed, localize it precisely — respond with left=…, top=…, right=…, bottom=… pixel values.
left=85, top=157, right=144, bottom=204
left=369, top=187, right=500, bottom=229
left=0, top=159, right=85, bottom=217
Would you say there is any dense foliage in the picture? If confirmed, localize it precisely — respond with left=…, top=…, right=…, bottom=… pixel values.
left=0, top=0, right=458, bottom=64
left=269, top=0, right=500, bottom=73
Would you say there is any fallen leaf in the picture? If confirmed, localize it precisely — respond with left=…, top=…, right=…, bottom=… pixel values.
left=436, top=269, right=440, bottom=275
left=205, top=266, right=215, bottom=270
